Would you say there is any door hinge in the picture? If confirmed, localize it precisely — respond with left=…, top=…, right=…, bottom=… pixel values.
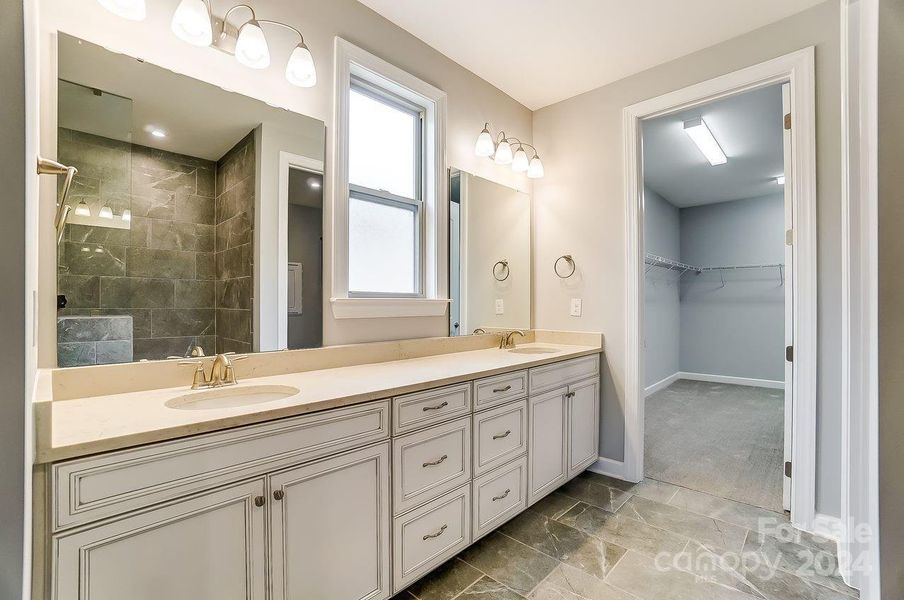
left=784, top=113, right=792, bottom=130
left=786, top=345, right=793, bottom=362
left=785, top=461, right=792, bottom=478
left=785, top=229, right=793, bottom=246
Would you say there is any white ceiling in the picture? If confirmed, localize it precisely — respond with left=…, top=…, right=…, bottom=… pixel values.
left=355, top=0, right=823, bottom=110
left=642, top=84, right=785, bottom=207
left=58, top=34, right=323, bottom=161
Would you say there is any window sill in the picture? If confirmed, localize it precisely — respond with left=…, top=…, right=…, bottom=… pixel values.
left=330, top=297, right=450, bottom=319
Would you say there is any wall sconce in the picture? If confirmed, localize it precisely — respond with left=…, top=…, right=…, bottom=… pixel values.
left=97, top=0, right=317, bottom=88
left=474, top=123, right=544, bottom=178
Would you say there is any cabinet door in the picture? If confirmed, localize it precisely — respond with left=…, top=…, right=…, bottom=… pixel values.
left=270, top=442, right=391, bottom=600
left=53, top=478, right=267, bottom=600
left=527, top=387, right=568, bottom=505
left=568, top=377, right=600, bottom=477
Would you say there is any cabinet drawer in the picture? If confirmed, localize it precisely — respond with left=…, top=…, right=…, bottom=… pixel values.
left=529, top=355, right=600, bottom=395
left=393, top=416, right=471, bottom=515
left=473, top=400, right=528, bottom=476
left=472, top=457, right=527, bottom=542
left=52, top=400, right=390, bottom=531
left=474, top=370, right=527, bottom=410
left=393, top=484, right=470, bottom=592
left=392, top=383, right=472, bottom=435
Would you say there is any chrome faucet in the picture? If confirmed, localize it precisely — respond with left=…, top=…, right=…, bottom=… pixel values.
left=500, top=330, right=525, bottom=349
left=179, top=353, right=248, bottom=390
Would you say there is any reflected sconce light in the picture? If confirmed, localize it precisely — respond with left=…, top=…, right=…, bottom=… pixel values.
left=474, top=123, right=544, bottom=178
left=683, top=117, right=727, bottom=166
left=98, top=205, right=114, bottom=219
left=121, top=209, right=132, bottom=222
left=74, top=201, right=91, bottom=217
left=99, top=0, right=317, bottom=88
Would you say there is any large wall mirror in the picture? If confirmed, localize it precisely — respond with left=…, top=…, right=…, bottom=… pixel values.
left=449, top=170, right=531, bottom=335
left=55, top=34, right=325, bottom=367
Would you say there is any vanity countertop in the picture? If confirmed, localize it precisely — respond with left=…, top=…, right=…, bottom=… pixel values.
left=35, top=340, right=601, bottom=463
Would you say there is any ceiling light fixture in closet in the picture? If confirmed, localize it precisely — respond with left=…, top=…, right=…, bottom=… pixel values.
left=683, top=117, right=727, bottom=166
left=97, top=0, right=317, bottom=88
left=774, top=175, right=786, bottom=185
left=474, top=123, right=544, bottom=178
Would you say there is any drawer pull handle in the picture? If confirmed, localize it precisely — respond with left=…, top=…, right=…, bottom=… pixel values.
left=493, top=430, right=512, bottom=440
left=493, top=385, right=512, bottom=393
left=423, top=454, right=448, bottom=467
left=254, top=495, right=266, bottom=507
left=422, top=401, right=449, bottom=412
left=423, top=524, right=448, bottom=540
left=492, top=489, right=511, bottom=502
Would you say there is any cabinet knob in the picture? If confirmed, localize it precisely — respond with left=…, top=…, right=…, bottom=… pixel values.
left=273, top=489, right=285, bottom=501
left=254, top=495, right=266, bottom=507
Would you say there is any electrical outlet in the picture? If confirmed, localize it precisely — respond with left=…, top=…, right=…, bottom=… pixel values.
left=495, top=298, right=504, bottom=315
left=570, top=298, right=583, bottom=317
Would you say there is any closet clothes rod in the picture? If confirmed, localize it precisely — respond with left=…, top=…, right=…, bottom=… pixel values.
left=644, top=253, right=785, bottom=285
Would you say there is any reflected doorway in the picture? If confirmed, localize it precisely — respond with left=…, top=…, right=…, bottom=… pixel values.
left=287, top=168, right=323, bottom=349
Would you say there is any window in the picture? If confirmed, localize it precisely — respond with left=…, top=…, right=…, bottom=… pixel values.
left=348, top=82, right=423, bottom=295
left=331, top=38, right=448, bottom=319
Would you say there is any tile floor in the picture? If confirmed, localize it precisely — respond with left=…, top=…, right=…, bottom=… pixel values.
left=393, top=471, right=858, bottom=600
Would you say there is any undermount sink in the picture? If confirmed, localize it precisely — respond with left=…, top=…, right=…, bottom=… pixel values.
left=508, top=346, right=560, bottom=355
left=165, top=385, right=300, bottom=410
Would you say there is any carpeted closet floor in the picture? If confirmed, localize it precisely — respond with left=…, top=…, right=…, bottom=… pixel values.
left=645, top=379, right=785, bottom=513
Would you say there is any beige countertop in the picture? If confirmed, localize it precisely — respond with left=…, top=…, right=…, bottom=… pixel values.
left=35, top=339, right=601, bottom=463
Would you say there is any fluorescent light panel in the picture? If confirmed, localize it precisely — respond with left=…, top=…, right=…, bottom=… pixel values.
left=683, top=117, right=727, bottom=166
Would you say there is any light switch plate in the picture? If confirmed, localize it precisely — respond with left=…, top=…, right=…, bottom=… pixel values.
left=570, top=298, right=583, bottom=317
left=495, top=299, right=504, bottom=315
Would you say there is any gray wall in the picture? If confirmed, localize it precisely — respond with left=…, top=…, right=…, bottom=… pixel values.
left=878, top=0, right=904, bottom=594
left=0, top=0, right=26, bottom=595
left=679, top=195, right=785, bottom=381
left=643, top=187, right=680, bottom=387
left=288, top=204, right=323, bottom=349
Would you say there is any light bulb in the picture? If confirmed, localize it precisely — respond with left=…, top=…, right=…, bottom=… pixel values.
left=527, top=156, right=544, bottom=179
left=494, top=140, right=513, bottom=165
left=99, top=205, right=114, bottom=219
left=512, top=147, right=529, bottom=172
left=285, top=43, right=317, bottom=87
left=121, top=209, right=132, bottom=222
left=171, top=0, right=213, bottom=47
left=97, top=0, right=146, bottom=21
left=74, top=201, right=91, bottom=217
left=474, top=126, right=495, bottom=157
left=235, top=20, right=270, bottom=69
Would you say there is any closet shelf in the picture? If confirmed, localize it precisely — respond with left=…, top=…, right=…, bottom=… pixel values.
left=644, top=253, right=785, bottom=285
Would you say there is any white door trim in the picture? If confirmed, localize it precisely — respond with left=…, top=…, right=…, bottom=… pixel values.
left=623, top=47, right=818, bottom=531
left=276, top=152, right=324, bottom=351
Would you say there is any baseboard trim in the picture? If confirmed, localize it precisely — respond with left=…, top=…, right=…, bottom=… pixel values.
left=587, top=457, right=632, bottom=481
left=810, top=513, right=844, bottom=544
left=677, top=371, right=785, bottom=390
left=644, top=372, right=681, bottom=396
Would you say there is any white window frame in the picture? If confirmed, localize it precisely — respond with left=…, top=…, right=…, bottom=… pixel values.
left=331, top=38, right=448, bottom=319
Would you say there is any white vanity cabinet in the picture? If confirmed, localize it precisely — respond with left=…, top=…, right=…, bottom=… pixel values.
left=53, top=478, right=268, bottom=600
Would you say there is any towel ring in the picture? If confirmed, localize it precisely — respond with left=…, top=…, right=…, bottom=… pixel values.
left=554, top=255, right=576, bottom=279
left=492, top=260, right=510, bottom=281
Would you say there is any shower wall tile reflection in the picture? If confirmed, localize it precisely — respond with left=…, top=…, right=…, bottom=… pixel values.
left=58, top=128, right=256, bottom=361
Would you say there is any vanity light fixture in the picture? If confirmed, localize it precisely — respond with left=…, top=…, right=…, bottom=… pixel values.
left=74, top=201, right=91, bottom=217
left=683, top=117, right=727, bottom=166
left=121, top=209, right=132, bottom=222
left=98, top=205, right=114, bottom=219
left=474, top=123, right=544, bottom=178
left=775, top=175, right=786, bottom=185
left=100, top=0, right=317, bottom=88
left=97, top=0, right=146, bottom=21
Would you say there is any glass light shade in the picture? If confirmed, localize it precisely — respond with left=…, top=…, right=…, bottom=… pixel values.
left=474, top=129, right=495, bottom=157
left=121, top=209, right=132, bottom=222
left=527, top=156, right=545, bottom=179
left=511, top=147, right=529, bottom=172
left=74, top=202, right=91, bottom=217
left=285, top=43, right=317, bottom=87
left=98, top=205, right=114, bottom=219
left=171, top=0, right=213, bottom=47
left=235, top=20, right=270, bottom=69
left=494, top=140, right=513, bottom=165
left=97, top=0, right=146, bottom=20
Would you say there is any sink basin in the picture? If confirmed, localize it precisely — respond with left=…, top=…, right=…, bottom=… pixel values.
left=165, top=385, right=300, bottom=410
left=508, top=346, right=560, bottom=355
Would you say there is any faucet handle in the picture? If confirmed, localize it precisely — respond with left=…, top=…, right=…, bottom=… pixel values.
left=178, top=359, right=210, bottom=390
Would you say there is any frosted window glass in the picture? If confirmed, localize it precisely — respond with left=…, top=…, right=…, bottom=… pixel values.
left=348, top=196, right=417, bottom=294
left=349, top=88, right=417, bottom=199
